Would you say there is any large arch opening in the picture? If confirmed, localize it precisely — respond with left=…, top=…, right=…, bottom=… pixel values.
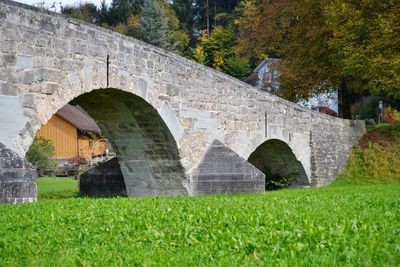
left=248, top=139, right=309, bottom=190
left=28, top=88, right=187, bottom=198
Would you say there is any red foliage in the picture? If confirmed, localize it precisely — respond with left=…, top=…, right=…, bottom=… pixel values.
left=384, top=107, right=399, bottom=124
left=359, top=131, right=394, bottom=150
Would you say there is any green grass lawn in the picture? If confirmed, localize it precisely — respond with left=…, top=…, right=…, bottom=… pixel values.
left=37, top=177, right=78, bottom=199
left=1, top=125, right=399, bottom=266
left=1, top=182, right=399, bottom=266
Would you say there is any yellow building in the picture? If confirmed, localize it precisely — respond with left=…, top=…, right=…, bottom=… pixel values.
left=36, top=104, right=108, bottom=162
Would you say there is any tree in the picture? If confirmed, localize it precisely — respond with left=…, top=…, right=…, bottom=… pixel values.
left=194, top=26, right=251, bottom=79
left=171, top=0, right=195, bottom=42
left=97, top=0, right=111, bottom=25
left=238, top=0, right=400, bottom=118
left=324, top=0, right=400, bottom=95
left=61, top=2, right=98, bottom=23
left=137, top=0, right=171, bottom=49
left=171, top=0, right=240, bottom=45
left=26, top=137, right=55, bottom=176
left=108, top=0, right=131, bottom=25
left=130, top=0, right=144, bottom=15
left=160, top=1, right=190, bottom=56
left=193, top=0, right=240, bottom=34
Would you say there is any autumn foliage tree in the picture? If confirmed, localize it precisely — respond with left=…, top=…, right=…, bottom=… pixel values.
left=238, top=0, right=400, bottom=118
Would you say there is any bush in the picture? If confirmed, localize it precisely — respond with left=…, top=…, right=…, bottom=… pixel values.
left=265, top=171, right=298, bottom=190
left=337, top=124, right=400, bottom=184
left=351, top=96, right=381, bottom=121
left=26, top=136, right=55, bottom=176
left=383, top=106, right=400, bottom=124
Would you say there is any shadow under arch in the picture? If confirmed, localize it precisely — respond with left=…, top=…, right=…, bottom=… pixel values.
left=247, top=139, right=309, bottom=190
left=69, top=88, right=188, bottom=197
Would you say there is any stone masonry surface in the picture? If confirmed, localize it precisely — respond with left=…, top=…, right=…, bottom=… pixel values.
left=0, top=0, right=365, bottom=202
left=0, top=142, right=36, bottom=203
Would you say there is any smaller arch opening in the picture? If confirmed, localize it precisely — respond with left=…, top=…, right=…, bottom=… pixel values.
left=248, top=139, right=309, bottom=190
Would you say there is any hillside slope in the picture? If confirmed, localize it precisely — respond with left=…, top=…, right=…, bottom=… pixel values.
left=336, top=124, right=400, bottom=184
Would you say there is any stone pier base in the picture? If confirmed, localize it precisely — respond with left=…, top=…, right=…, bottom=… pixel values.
left=79, top=157, right=127, bottom=197
left=190, top=140, right=265, bottom=195
left=0, top=143, right=37, bottom=204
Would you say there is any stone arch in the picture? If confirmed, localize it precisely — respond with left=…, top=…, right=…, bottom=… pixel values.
left=244, top=125, right=312, bottom=182
left=247, top=139, right=310, bottom=190
left=13, top=68, right=184, bottom=160
left=28, top=88, right=188, bottom=197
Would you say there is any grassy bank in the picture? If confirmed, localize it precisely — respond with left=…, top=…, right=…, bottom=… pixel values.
left=337, top=124, right=400, bottom=184
left=1, top=183, right=399, bottom=266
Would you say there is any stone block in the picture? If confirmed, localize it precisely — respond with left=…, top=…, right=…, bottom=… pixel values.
left=40, top=19, right=55, bottom=33
left=159, top=101, right=183, bottom=143
left=71, top=42, right=87, bottom=55
left=0, top=82, right=18, bottom=96
left=68, top=72, right=79, bottom=85
left=41, top=82, right=58, bottom=95
left=137, top=78, right=148, bottom=99
left=3, top=53, right=16, bottom=64
left=21, top=94, right=35, bottom=108
left=166, top=84, right=179, bottom=97
left=16, top=54, right=32, bottom=69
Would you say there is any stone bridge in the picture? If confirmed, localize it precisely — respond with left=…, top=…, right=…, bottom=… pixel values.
left=0, top=0, right=365, bottom=203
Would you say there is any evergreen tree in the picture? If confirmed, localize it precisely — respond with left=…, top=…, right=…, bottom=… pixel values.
left=160, top=1, right=190, bottom=55
left=137, top=0, right=171, bottom=49
left=130, top=0, right=144, bottom=15
left=108, top=0, right=131, bottom=25
left=97, top=0, right=110, bottom=25
left=172, top=0, right=195, bottom=40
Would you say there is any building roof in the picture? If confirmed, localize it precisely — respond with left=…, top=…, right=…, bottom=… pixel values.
left=243, top=58, right=281, bottom=90
left=56, top=104, right=101, bottom=133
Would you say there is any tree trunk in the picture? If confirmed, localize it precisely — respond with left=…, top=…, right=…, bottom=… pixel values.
left=338, top=82, right=352, bottom=119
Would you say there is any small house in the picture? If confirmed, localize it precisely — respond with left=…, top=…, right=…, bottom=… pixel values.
left=244, top=58, right=338, bottom=116
left=36, top=104, right=109, bottom=164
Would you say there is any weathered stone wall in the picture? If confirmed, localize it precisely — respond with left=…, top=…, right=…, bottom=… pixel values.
left=309, top=118, right=365, bottom=186
left=0, top=142, right=36, bottom=203
left=0, top=0, right=365, bottom=202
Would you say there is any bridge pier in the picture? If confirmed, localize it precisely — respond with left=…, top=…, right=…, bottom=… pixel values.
left=0, top=143, right=36, bottom=203
left=190, top=140, right=265, bottom=195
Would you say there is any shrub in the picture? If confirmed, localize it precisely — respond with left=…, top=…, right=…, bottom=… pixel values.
left=26, top=136, right=55, bottom=176
left=338, top=124, right=400, bottom=184
left=351, top=96, right=381, bottom=121
left=266, top=172, right=298, bottom=190
left=383, top=107, right=400, bottom=124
